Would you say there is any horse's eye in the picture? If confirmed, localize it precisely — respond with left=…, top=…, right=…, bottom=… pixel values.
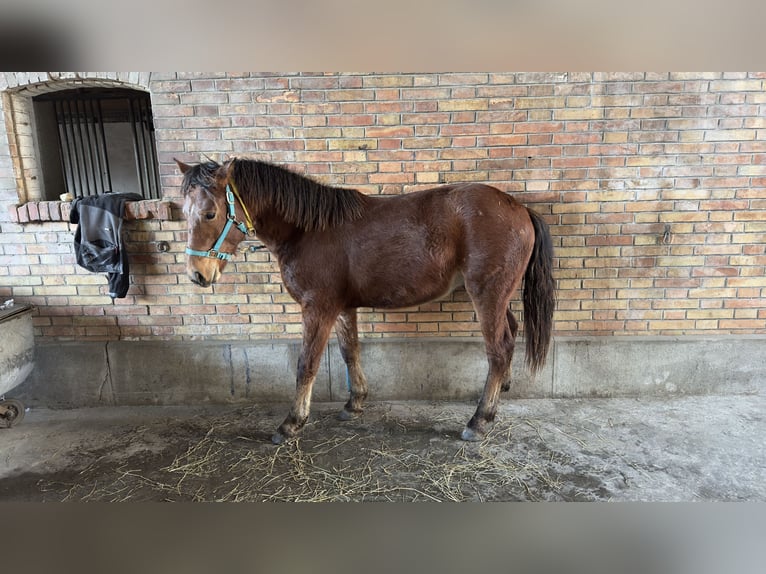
left=204, top=212, right=216, bottom=220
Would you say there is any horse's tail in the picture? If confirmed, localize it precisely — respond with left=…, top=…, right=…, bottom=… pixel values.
left=523, top=208, right=556, bottom=374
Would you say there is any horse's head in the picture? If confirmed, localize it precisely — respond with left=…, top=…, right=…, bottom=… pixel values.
left=177, top=159, right=246, bottom=288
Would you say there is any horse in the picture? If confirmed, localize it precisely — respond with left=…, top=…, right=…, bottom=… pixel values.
left=177, top=158, right=555, bottom=444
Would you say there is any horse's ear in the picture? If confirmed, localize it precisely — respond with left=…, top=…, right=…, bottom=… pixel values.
left=224, top=157, right=236, bottom=179
left=175, top=158, right=192, bottom=174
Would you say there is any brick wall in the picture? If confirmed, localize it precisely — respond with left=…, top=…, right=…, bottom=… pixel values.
left=1, top=72, right=764, bottom=342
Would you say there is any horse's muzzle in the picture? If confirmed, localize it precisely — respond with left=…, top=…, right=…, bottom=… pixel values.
left=189, top=270, right=211, bottom=288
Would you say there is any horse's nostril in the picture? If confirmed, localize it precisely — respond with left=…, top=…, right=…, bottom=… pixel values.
left=190, top=271, right=209, bottom=287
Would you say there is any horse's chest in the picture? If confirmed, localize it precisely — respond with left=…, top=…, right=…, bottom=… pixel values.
left=279, top=258, right=343, bottom=303
left=279, top=263, right=312, bottom=298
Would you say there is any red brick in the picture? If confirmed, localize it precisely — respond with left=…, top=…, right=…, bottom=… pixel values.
left=365, top=126, right=413, bottom=138
left=477, top=135, right=527, bottom=147
left=50, top=202, right=67, bottom=221
left=16, top=204, right=30, bottom=223
left=327, top=115, right=374, bottom=126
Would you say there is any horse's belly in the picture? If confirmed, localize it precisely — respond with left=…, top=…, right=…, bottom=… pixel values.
left=358, top=271, right=464, bottom=309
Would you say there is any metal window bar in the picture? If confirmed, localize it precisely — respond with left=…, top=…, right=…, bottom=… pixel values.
left=75, top=98, right=94, bottom=195
left=54, top=99, right=75, bottom=196
left=89, top=98, right=110, bottom=194
left=145, top=98, right=160, bottom=197
left=129, top=95, right=160, bottom=200
left=126, top=96, right=145, bottom=198
left=145, top=97, right=161, bottom=199
left=62, top=99, right=85, bottom=196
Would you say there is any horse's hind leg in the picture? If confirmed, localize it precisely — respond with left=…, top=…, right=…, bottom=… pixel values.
left=501, top=309, right=518, bottom=393
left=462, top=283, right=517, bottom=442
left=335, top=309, right=369, bottom=421
left=272, top=307, right=337, bottom=445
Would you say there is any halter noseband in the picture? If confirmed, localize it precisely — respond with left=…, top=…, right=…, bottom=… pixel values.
left=186, top=182, right=256, bottom=261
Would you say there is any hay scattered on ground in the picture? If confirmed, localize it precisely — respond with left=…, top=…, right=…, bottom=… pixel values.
left=37, top=404, right=610, bottom=502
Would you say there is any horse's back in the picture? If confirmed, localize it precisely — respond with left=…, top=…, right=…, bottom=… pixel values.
left=362, top=182, right=526, bottom=223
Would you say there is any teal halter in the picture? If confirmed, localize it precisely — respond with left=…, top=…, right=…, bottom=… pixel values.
left=185, top=185, right=255, bottom=261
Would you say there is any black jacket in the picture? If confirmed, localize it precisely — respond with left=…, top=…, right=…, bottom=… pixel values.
left=69, top=193, right=142, bottom=299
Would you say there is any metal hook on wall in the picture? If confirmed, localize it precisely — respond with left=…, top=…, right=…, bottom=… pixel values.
left=661, top=224, right=672, bottom=245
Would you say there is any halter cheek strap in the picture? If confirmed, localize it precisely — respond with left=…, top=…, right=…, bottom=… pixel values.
left=229, top=179, right=256, bottom=237
left=185, top=183, right=256, bottom=261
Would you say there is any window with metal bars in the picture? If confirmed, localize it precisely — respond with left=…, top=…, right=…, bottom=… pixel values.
left=33, top=87, right=161, bottom=200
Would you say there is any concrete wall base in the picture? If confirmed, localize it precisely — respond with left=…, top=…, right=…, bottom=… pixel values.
left=14, top=336, right=765, bottom=408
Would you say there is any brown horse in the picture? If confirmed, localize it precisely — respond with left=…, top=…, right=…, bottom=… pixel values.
left=177, top=158, right=555, bottom=444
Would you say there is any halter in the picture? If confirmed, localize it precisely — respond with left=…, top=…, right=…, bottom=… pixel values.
left=185, top=181, right=256, bottom=261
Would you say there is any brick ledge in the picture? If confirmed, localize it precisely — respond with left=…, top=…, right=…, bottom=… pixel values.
left=8, top=199, right=174, bottom=223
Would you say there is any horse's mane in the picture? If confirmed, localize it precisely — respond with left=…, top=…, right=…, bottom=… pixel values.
left=233, top=158, right=365, bottom=231
left=181, top=158, right=366, bottom=231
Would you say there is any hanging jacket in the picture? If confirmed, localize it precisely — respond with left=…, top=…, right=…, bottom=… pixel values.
left=69, top=192, right=143, bottom=299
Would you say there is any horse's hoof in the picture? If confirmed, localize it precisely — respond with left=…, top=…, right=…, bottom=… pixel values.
left=337, top=409, right=358, bottom=422
left=460, top=427, right=484, bottom=442
left=271, top=432, right=286, bottom=445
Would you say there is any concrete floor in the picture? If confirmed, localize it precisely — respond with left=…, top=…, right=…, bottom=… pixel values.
left=0, top=395, right=764, bottom=501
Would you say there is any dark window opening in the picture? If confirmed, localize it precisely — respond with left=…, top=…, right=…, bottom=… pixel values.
left=33, top=88, right=161, bottom=200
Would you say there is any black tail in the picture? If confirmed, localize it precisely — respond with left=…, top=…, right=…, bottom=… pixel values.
left=523, top=208, right=556, bottom=374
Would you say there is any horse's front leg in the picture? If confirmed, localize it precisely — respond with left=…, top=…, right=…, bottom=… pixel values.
left=335, top=309, right=369, bottom=421
left=272, top=308, right=338, bottom=444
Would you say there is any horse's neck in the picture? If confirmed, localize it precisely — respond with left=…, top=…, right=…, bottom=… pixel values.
left=252, top=206, right=303, bottom=253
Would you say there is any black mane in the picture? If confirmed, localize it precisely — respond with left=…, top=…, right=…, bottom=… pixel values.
left=182, top=158, right=366, bottom=232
